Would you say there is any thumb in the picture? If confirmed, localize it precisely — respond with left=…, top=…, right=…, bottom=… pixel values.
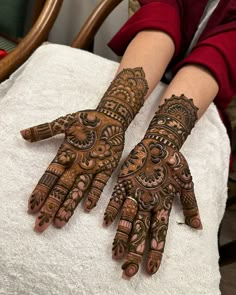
left=20, top=112, right=78, bottom=142
left=180, top=186, right=203, bottom=230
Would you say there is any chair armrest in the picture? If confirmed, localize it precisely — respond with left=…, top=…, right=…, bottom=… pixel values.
left=219, top=240, right=236, bottom=267
left=0, top=0, right=63, bottom=82
left=71, top=0, right=124, bottom=50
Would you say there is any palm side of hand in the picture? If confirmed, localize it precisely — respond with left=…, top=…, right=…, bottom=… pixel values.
left=104, top=138, right=202, bottom=278
left=21, top=110, right=125, bottom=232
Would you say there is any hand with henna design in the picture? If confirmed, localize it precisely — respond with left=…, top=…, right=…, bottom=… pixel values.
left=21, top=68, right=148, bottom=232
left=104, top=95, right=203, bottom=278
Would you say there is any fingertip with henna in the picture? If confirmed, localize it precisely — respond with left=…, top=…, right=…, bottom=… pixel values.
left=53, top=218, right=66, bottom=228
left=20, top=128, right=33, bottom=142
left=122, top=261, right=139, bottom=278
left=122, top=272, right=131, bottom=280
left=103, top=213, right=113, bottom=227
left=84, top=200, right=95, bottom=213
left=34, top=215, right=51, bottom=233
left=185, top=214, right=203, bottom=230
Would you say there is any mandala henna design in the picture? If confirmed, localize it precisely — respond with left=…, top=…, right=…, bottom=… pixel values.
left=105, top=95, right=202, bottom=278
left=97, top=68, right=149, bottom=130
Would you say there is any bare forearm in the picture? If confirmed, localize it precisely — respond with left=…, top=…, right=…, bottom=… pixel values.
left=116, top=30, right=175, bottom=99
left=160, top=65, right=219, bottom=118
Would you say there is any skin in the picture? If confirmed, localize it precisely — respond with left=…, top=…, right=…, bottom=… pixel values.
left=21, top=30, right=219, bottom=278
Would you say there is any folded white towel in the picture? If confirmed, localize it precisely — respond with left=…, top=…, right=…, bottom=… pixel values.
left=0, top=44, right=230, bottom=295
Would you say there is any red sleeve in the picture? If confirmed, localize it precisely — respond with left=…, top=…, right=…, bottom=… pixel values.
left=108, top=1, right=181, bottom=56
left=0, top=49, right=7, bottom=60
left=174, top=30, right=236, bottom=111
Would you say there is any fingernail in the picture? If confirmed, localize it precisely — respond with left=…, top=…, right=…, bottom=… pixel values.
left=102, top=220, right=109, bottom=227
left=122, top=272, right=131, bottom=280
left=122, top=262, right=139, bottom=278
left=20, top=129, right=32, bottom=142
left=53, top=218, right=66, bottom=228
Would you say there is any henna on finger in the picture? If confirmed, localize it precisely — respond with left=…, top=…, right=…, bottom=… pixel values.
left=122, top=211, right=151, bottom=278
left=21, top=113, right=79, bottom=142
left=112, top=196, right=138, bottom=259
left=28, top=147, right=76, bottom=213
left=104, top=179, right=133, bottom=226
left=54, top=173, right=93, bottom=228
left=146, top=205, right=172, bottom=275
left=34, top=166, right=80, bottom=232
left=84, top=171, right=111, bottom=212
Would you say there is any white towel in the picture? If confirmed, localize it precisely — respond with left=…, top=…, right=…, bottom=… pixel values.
left=0, top=44, right=230, bottom=295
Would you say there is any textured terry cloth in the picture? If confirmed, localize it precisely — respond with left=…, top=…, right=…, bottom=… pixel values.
left=0, top=44, right=230, bottom=295
left=108, top=0, right=236, bottom=137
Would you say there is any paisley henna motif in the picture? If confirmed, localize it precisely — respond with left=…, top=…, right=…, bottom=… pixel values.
left=105, top=95, right=202, bottom=278
left=22, top=67, right=149, bottom=232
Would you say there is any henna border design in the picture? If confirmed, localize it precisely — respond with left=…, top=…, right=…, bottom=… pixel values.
left=97, top=68, right=149, bottom=130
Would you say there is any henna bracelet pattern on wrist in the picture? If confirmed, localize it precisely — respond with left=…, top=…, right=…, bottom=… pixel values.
left=97, top=67, right=149, bottom=130
left=145, top=94, right=199, bottom=149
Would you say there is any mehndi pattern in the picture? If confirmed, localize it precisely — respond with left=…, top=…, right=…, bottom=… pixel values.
left=104, top=95, right=202, bottom=278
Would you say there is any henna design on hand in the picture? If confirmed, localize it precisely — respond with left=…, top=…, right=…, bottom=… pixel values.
left=97, top=67, right=149, bottom=130
left=104, top=95, right=202, bottom=278
left=24, top=111, right=125, bottom=232
left=21, top=67, right=149, bottom=232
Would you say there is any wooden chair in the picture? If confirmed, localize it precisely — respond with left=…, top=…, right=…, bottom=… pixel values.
left=0, top=0, right=235, bottom=267
left=0, top=0, right=63, bottom=81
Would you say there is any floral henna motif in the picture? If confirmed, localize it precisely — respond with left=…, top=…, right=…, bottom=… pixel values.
left=105, top=95, right=202, bottom=278
left=122, top=212, right=151, bottom=278
left=54, top=174, right=92, bottom=227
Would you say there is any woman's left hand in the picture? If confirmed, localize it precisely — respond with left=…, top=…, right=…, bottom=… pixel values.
left=104, top=137, right=202, bottom=278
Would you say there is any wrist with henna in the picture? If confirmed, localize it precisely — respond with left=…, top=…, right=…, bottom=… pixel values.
left=144, top=94, right=199, bottom=150
left=97, top=67, right=149, bottom=130
left=104, top=94, right=202, bottom=278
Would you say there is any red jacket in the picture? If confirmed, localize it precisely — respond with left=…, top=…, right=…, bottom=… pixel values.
left=109, top=0, right=236, bottom=143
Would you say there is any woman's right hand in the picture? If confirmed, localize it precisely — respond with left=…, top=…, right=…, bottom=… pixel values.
left=21, top=110, right=125, bottom=232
